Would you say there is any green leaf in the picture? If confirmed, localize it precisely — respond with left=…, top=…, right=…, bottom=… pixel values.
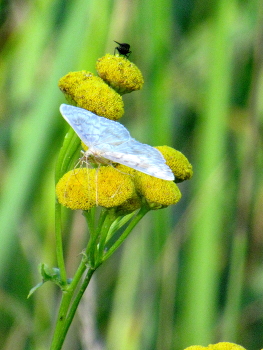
left=28, top=263, right=70, bottom=298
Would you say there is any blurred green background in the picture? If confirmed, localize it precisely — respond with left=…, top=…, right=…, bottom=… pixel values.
left=0, top=0, right=263, bottom=349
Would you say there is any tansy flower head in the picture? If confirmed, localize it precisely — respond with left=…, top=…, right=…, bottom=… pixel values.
left=184, top=343, right=246, bottom=350
left=56, top=168, right=97, bottom=210
left=56, top=166, right=136, bottom=210
left=95, top=166, right=136, bottom=208
left=96, top=54, right=144, bottom=95
left=106, top=164, right=142, bottom=213
left=115, top=163, right=137, bottom=176
left=58, top=71, right=124, bottom=120
left=134, top=172, right=181, bottom=209
left=208, top=343, right=246, bottom=350
left=156, top=145, right=193, bottom=182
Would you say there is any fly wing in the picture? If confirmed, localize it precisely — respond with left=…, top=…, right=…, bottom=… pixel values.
left=60, top=104, right=130, bottom=147
left=103, top=140, right=175, bottom=181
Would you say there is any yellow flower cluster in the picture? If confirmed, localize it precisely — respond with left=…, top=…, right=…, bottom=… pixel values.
left=56, top=168, right=96, bottom=211
left=58, top=71, right=124, bottom=121
left=96, top=54, right=144, bottom=94
left=59, top=54, right=144, bottom=120
left=57, top=49, right=193, bottom=213
left=155, top=146, right=193, bottom=182
left=134, top=173, right=181, bottom=209
left=184, top=342, right=246, bottom=350
left=56, top=145, right=192, bottom=212
left=56, top=167, right=136, bottom=210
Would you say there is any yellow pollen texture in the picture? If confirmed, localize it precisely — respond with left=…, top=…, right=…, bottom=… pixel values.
left=96, top=54, right=144, bottom=94
left=135, top=172, right=181, bottom=208
left=184, top=343, right=246, bottom=350
left=56, top=166, right=136, bottom=210
left=156, top=145, right=193, bottom=182
left=96, top=167, right=135, bottom=208
left=58, top=71, right=124, bottom=120
left=56, top=168, right=97, bottom=210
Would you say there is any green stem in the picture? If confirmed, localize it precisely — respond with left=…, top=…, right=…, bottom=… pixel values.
left=54, top=201, right=67, bottom=286
left=49, top=257, right=91, bottom=350
left=51, top=128, right=85, bottom=349
left=83, top=209, right=96, bottom=267
left=59, top=268, right=95, bottom=344
left=102, top=205, right=150, bottom=262
left=55, top=128, right=80, bottom=183
left=83, top=208, right=106, bottom=267
left=49, top=291, right=74, bottom=350
left=51, top=200, right=150, bottom=349
left=106, top=211, right=136, bottom=241
left=84, top=208, right=96, bottom=237
left=54, top=128, right=81, bottom=286
left=67, top=255, right=89, bottom=293
left=50, top=208, right=107, bottom=349
left=97, top=211, right=117, bottom=263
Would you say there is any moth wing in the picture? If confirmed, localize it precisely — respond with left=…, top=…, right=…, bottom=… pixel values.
left=104, top=140, right=175, bottom=181
left=60, top=104, right=130, bottom=147
left=60, top=104, right=174, bottom=180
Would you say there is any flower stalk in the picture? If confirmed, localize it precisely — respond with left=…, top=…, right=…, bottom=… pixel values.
left=28, top=52, right=193, bottom=349
left=54, top=127, right=82, bottom=288
left=50, top=202, right=150, bottom=349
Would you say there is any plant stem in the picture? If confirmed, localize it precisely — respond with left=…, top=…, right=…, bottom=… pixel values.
left=97, top=211, right=117, bottom=262
left=54, top=128, right=81, bottom=286
left=55, top=201, right=67, bottom=286
left=49, top=267, right=95, bottom=350
left=51, top=203, right=150, bottom=349
left=58, top=268, right=95, bottom=346
left=55, top=128, right=80, bottom=183
left=49, top=291, right=74, bottom=350
left=49, top=257, right=87, bottom=349
left=102, top=205, right=150, bottom=262
left=50, top=209, right=101, bottom=349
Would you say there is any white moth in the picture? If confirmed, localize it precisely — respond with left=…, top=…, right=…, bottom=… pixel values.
left=60, top=104, right=174, bottom=181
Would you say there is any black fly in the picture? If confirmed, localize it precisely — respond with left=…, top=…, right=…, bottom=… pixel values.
left=114, top=41, right=131, bottom=58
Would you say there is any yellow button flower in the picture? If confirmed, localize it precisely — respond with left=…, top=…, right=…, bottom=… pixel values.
left=58, top=71, right=124, bottom=120
left=96, top=54, right=144, bottom=95
left=208, top=343, right=246, bottom=350
left=156, top=145, right=193, bottom=182
left=184, top=343, right=246, bottom=350
left=134, top=172, right=181, bottom=209
left=56, top=166, right=136, bottom=210
left=103, top=164, right=141, bottom=213
left=115, top=163, right=137, bottom=176
left=56, top=168, right=97, bottom=210
left=95, top=166, right=136, bottom=208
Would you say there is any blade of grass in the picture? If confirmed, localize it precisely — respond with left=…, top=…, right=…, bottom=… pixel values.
left=0, top=0, right=96, bottom=279
left=177, top=0, right=237, bottom=346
